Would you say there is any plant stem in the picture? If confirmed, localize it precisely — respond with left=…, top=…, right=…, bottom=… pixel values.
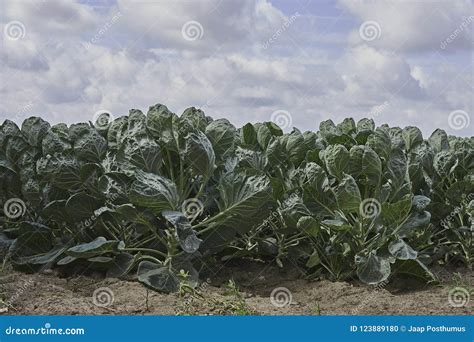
left=124, top=248, right=167, bottom=258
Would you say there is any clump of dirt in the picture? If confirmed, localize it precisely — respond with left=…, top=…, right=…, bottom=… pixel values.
left=0, top=262, right=472, bottom=315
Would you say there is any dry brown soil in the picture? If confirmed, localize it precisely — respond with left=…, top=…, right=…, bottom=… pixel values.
left=0, top=261, right=472, bottom=316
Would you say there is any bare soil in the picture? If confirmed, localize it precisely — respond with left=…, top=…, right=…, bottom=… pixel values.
left=0, top=261, right=472, bottom=316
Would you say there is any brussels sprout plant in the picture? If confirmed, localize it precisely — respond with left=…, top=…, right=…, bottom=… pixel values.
left=0, top=105, right=472, bottom=292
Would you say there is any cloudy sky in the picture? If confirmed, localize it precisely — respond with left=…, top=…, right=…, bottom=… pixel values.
left=1, top=0, right=472, bottom=136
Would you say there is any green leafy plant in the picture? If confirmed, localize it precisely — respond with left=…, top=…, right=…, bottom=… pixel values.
left=0, top=105, right=472, bottom=293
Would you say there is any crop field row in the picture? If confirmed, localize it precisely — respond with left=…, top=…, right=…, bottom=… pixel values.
left=0, top=104, right=472, bottom=294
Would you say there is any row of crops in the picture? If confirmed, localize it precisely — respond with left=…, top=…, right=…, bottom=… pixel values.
left=0, top=104, right=472, bottom=292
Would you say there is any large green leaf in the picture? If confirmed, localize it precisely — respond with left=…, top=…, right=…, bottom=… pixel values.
left=433, top=150, right=456, bottom=177
left=9, top=231, right=52, bottom=260
left=21, top=117, right=50, bottom=147
left=392, top=259, right=437, bottom=283
left=66, top=237, right=123, bottom=258
left=321, top=144, right=349, bottom=179
left=397, top=211, right=431, bottom=236
left=137, top=261, right=179, bottom=293
left=240, top=123, right=258, bottom=148
left=402, top=126, right=423, bottom=151
left=297, top=216, right=320, bottom=237
left=279, top=194, right=312, bottom=230
left=386, top=147, right=408, bottom=189
left=107, top=116, right=129, bottom=149
left=117, top=137, right=162, bottom=174
left=200, top=173, right=273, bottom=250
left=184, top=131, right=215, bottom=178
left=146, top=104, right=179, bottom=150
left=280, top=129, right=306, bottom=166
left=348, top=145, right=381, bottom=187
left=13, top=246, right=67, bottom=266
left=335, top=174, right=361, bottom=212
left=256, top=123, right=273, bottom=150
left=388, top=239, right=417, bottom=260
left=74, top=131, right=107, bottom=163
left=42, top=129, right=72, bottom=155
left=129, top=171, right=179, bottom=213
left=106, top=253, right=135, bottom=278
left=337, top=118, right=356, bottom=135
left=65, top=192, right=102, bottom=222
left=205, top=119, right=237, bottom=160
left=380, top=195, right=412, bottom=227
left=319, top=119, right=341, bottom=142
left=162, top=210, right=202, bottom=253
left=36, top=155, right=82, bottom=190
left=366, top=128, right=391, bottom=160
left=356, top=253, right=391, bottom=284
left=181, top=107, right=208, bottom=132
left=6, top=136, right=29, bottom=164
left=428, top=129, right=449, bottom=152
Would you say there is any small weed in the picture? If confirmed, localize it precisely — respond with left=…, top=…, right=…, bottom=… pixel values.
left=176, top=278, right=257, bottom=315
left=312, top=303, right=322, bottom=315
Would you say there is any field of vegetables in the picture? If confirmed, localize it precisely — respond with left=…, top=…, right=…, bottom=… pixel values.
left=0, top=104, right=472, bottom=311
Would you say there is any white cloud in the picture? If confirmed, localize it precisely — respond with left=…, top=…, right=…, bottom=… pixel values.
left=0, top=0, right=472, bottom=137
left=113, top=0, right=285, bottom=52
left=0, top=38, right=48, bottom=71
left=341, top=0, right=473, bottom=53
left=4, top=0, right=98, bottom=35
left=338, top=45, right=425, bottom=101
